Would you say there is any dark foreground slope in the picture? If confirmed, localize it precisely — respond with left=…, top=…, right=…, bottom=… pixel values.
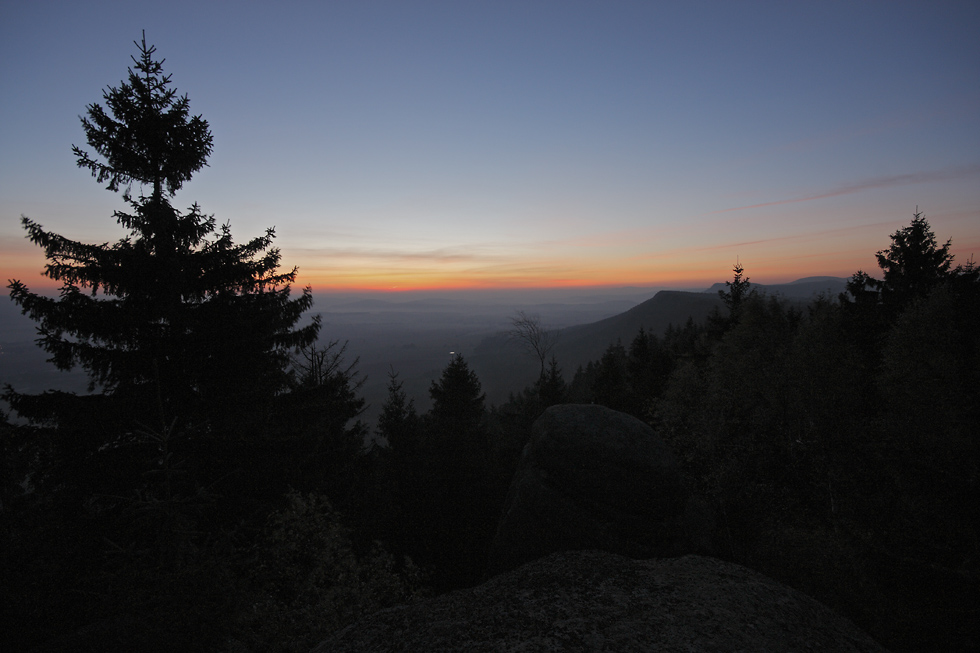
left=313, top=550, right=885, bottom=653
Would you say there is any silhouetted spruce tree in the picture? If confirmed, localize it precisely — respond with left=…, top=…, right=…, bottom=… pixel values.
left=843, top=210, right=961, bottom=317
left=841, top=213, right=980, bottom=650
left=378, top=369, right=422, bottom=456
left=876, top=210, right=954, bottom=304
left=420, top=354, right=493, bottom=588
left=1, top=34, right=332, bottom=653
left=709, top=260, right=752, bottom=334
left=841, top=210, right=968, bottom=387
left=375, top=369, right=424, bottom=553
left=5, top=34, right=318, bottom=434
left=534, top=356, right=568, bottom=408
left=428, top=353, right=487, bottom=435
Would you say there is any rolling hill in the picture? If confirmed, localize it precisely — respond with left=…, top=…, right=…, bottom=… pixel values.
left=467, top=277, right=850, bottom=405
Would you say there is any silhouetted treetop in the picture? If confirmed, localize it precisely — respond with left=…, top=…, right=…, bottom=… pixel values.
left=843, top=210, right=969, bottom=318
left=72, top=31, right=212, bottom=198
left=875, top=210, right=954, bottom=304
left=429, top=354, right=486, bottom=434
left=719, top=260, right=751, bottom=319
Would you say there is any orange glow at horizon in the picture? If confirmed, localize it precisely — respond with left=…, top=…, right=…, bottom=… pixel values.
left=6, top=219, right=977, bottom=295
left=0, top=248, right=915, bottom=295
left=293, top=255, right=734, bottom=293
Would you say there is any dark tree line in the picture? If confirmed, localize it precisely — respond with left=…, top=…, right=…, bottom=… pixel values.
left=558, top=214, right=979, bottom=651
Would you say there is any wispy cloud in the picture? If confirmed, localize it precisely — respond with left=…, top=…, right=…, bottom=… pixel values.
left=286, top=244, right=512, bottom=264
left=711, top=164, right=980, bottom=215
left=686, top=221, right=896, bottom=253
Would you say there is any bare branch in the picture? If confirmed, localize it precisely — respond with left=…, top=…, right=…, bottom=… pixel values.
left=509, top=310, right=560, bottom=377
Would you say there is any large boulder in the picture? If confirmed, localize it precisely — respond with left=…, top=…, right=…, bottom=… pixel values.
left=311, top=550, right=885, bottom=652
left=488, top=404, right=691, bottom=575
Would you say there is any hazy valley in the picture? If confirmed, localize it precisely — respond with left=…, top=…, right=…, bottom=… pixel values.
left=2, top=277, right=847, bottom=430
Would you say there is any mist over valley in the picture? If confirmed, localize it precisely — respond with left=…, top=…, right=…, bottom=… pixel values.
left=2, top=277, right=847, bottom=431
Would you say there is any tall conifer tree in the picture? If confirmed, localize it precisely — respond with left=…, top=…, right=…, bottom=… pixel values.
left=6, top=33, right=319, bottom=430
left=875, top=210, right=954, bottom=305
left=428, top=354, right=486, bottom=438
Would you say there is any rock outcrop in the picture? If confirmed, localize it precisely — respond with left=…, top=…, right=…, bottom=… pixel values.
left=311, top=550, right=885, bottom=652
left=488, top=404, right=690, bottom=575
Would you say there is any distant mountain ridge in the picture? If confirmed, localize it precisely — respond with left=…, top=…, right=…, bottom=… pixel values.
left=559, top=276, right=849, bottom=366
left=468, top=290, right=723, bottom=402
left=555, top=290, right=721, bottom=365
left=703, top=276, right=848, bottom=299
left=468, top=277, right=851, bottom=402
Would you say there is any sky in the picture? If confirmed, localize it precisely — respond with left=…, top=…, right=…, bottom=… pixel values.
left=2, top=1, right=978, bottom=294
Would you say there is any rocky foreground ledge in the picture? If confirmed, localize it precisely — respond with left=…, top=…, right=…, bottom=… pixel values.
left=311, top=549, right=885, bottom=652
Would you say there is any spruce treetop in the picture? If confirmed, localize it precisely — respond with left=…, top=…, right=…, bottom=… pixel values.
left=429, top=354, right=486, bottom=432
left=876, top=210, right=954, bottom=303
left=718, top=259, right=751, bottom=323
left=72, top=31, right=213, bottom=199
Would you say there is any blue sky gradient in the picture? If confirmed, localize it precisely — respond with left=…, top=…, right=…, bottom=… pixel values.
left=2, top=1, right=978, bottom=291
